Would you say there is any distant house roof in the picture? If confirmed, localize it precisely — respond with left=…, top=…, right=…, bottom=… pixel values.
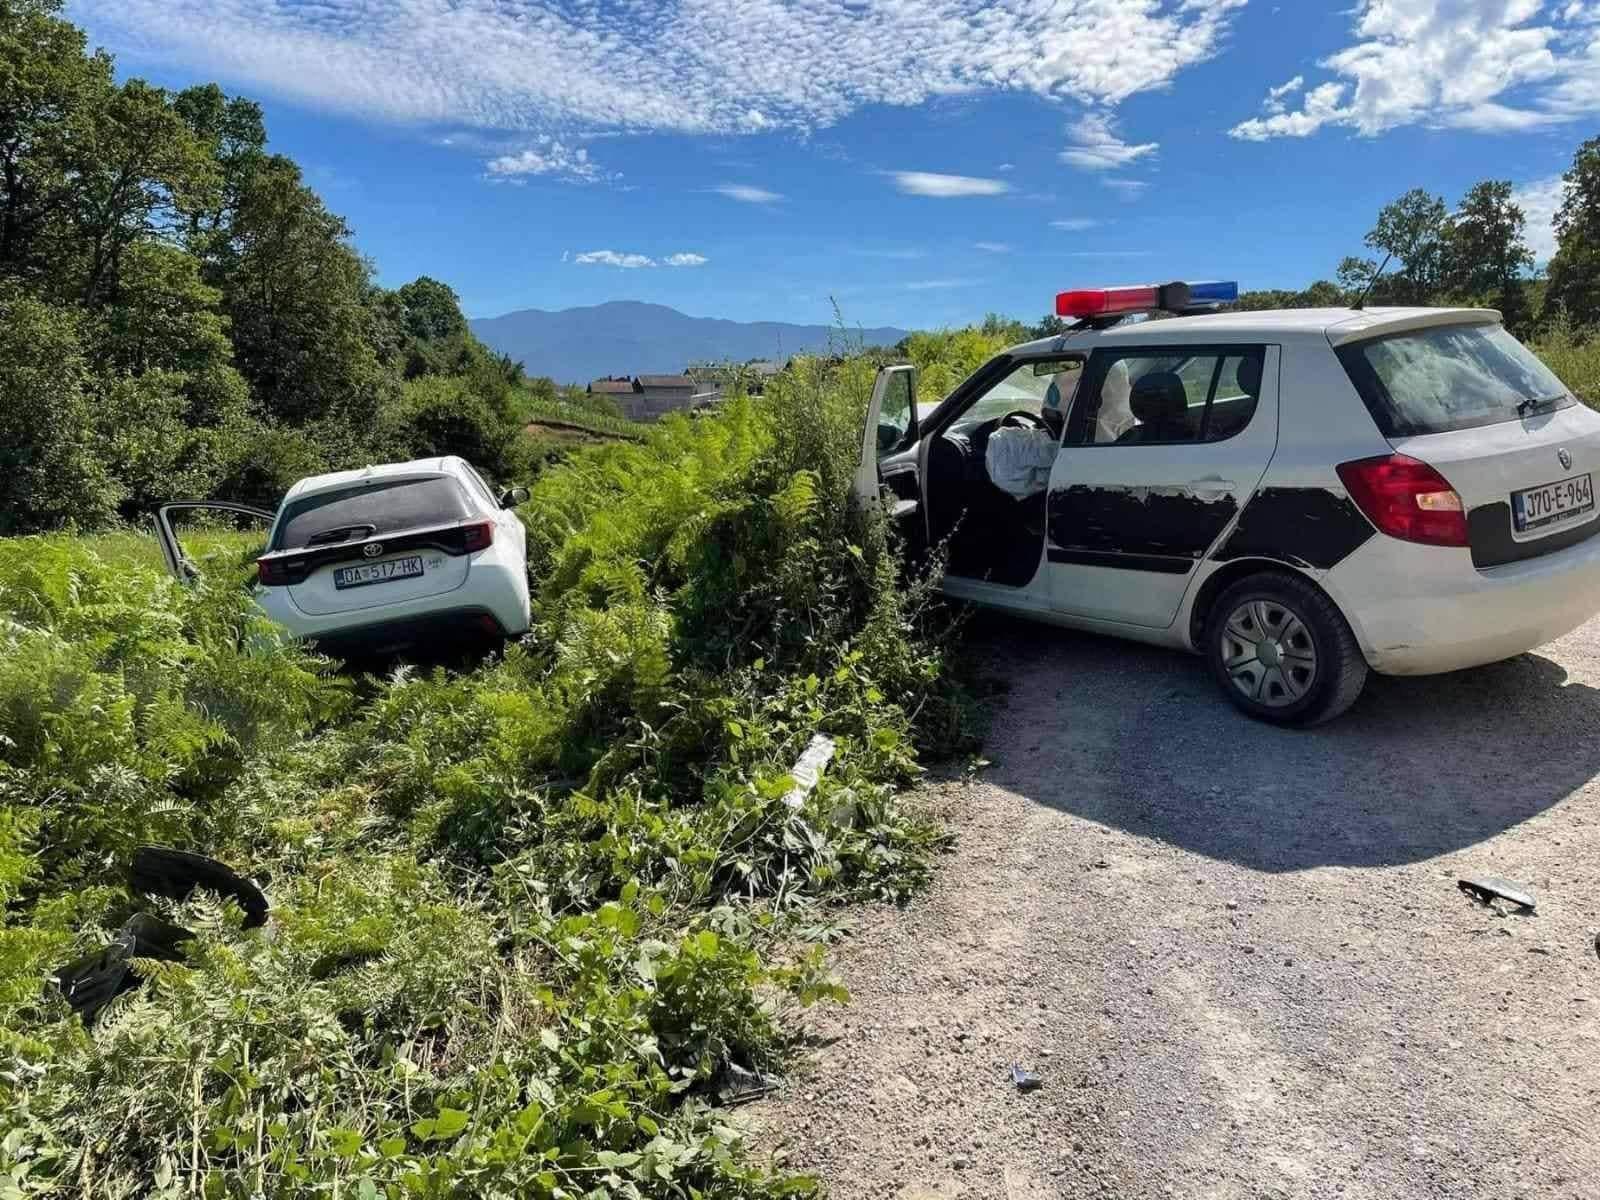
left=588, top=378, right=635, bottom=394
left=747, top=360, right=783, bottom=375
left=636, top=374, right=695, bottom=389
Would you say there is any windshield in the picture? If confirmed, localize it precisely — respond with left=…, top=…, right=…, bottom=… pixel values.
left=1337, top=322, right=1574, bottom=438
left=271, top=477, right=474, bottom=550
left=951, top=358, right=1084, bottom=433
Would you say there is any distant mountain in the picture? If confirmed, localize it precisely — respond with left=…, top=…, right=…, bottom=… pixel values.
left=469, top=300, right=910, bottom=385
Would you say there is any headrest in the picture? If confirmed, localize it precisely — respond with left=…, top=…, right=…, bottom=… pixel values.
left=1129, top=372, right=1189, bottom=427
left=1235, top=356, right=1262, bottom=397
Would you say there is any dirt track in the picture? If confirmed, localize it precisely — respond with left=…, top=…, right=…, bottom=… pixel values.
left=747, top=613, right=1600, bottom=1199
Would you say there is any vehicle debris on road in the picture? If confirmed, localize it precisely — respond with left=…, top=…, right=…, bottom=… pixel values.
left=1010, top=1064, right=1043, bottom=1092
left=1458, top=875, right=1537, bottom=913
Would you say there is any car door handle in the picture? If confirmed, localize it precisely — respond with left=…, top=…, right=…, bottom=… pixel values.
left=1187, top=476, right=1236, bottom=496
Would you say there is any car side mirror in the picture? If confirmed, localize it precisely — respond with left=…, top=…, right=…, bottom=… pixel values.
left=499, top=486, right=530, bottom=509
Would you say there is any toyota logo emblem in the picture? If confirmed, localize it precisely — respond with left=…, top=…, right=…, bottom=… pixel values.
left=1559, top=447, right=1573, bottom=471
left=363, top=542, right=383, bottom=559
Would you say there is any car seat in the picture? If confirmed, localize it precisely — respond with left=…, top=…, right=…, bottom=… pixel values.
left=1122, top=372, right=1191, bottom=443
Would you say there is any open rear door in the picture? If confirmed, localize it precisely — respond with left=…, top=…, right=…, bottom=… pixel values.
left=852, top=365, right=921, bottom=526
left=155, top=502, right=276, bottom=583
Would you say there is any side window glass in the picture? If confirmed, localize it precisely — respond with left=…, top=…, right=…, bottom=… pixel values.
left=877, top=370, right=913, bottom=456
left=1068, top=348, right=1263, bottom=446
left=464, top=465, right=499, bottom=510
left=1202, top=353, right=1263, bottom=442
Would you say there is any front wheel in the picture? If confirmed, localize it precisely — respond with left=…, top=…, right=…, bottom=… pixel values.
left=1205, top=572, right=1368, bottom=727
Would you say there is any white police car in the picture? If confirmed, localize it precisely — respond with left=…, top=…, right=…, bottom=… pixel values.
left=157, top=457, right=531, bottom=653
left=856, top=281, right=1600, bottom=725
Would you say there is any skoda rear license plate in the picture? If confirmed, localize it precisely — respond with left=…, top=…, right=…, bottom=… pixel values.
left=1512, top=473, right=1594, bottom=534
left=333, top=555, right=424, bottom=590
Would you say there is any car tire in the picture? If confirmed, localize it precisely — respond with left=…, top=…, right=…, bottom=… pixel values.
left=1204, top=571, right=1368, bottom=727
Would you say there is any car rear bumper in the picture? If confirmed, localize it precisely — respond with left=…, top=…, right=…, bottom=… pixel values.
left=256, top=567, right=531, bottom=649
left=1330, top=527, right=1600, bottom=675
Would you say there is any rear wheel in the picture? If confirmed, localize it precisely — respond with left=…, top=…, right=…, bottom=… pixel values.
left=1205, top=571, right=1367, bottom=726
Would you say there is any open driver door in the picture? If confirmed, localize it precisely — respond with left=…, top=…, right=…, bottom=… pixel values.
left=851, top=365, right=926, bottom=555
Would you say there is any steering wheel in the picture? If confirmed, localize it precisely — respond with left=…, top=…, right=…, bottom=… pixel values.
left=1000, top=410, right=1048, bottom=431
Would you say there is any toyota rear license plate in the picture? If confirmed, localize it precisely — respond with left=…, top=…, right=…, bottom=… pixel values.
left=1512, top=472, right=1594, bottom=534
left=333, top=555, right=424, bottom=589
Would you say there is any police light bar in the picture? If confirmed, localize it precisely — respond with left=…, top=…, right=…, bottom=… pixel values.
left=1055, top=280, right=1238, bottom=318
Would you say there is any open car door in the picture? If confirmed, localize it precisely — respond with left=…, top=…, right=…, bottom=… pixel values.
left=851, top=365, right=925, bottom=545
left=155, top=501, right=276, bottom=584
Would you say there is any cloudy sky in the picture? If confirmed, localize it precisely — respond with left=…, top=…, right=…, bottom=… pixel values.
left=71, top=0, right=1600, bottom=327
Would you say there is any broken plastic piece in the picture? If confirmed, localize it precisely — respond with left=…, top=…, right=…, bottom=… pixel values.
left=53, top=914, right=192, bottom=1026
left=1010, top=1064, right=1043, bottom=1092
left=130, top=846, right=270, bottom=928
left=714, top=1060, right=780, bottom=1105
left=782, top=734, right=837, bottom=811
left=1458, top=875, right=1536, bottom=913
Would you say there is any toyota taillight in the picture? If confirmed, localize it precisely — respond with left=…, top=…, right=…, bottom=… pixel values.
left=257, top=556, right=289, bottom=586
left=460, top=520, right=494, bottom=553
left=1336, top=454, right=1468, bottom=547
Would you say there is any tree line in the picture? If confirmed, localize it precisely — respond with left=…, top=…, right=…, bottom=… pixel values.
left=0, top=0, right=563, bottom=537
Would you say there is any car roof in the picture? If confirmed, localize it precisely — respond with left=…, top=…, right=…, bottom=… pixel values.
left=1008, top=305, right=1501, bottom=355
left=283, top=456, right=464, bottom=501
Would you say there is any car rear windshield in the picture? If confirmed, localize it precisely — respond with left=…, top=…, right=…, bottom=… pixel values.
left=1336, top=321, right=1574, bottom=438
left=271, top=477, right=473, bottom=550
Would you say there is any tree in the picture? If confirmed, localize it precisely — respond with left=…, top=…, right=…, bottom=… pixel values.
left=1358, top=188, right=1450, bottom=305
left=220, top=154, right=387, bottom=428
left=1544, top=136, right=1600, bottom=329
left=54, top=78, right=218, bottom=307
left=1442, top=180, right=1533, bottom=330
left=0, top=0, right=110, bottom=287
left=0, top=288, right=118, bottom=531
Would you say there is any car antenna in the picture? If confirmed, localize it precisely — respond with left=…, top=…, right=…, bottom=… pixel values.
left=1351, top=252, right=1393, bottom=312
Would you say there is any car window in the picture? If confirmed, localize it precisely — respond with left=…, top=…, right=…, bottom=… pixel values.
left=877, top=370, right=914, bottom=456
left=1066, top=347, right=1264, bottom=447
left=1336, top=322, right=1574, bottom=437
left=461, top=463, right=500, bottom=510
left=272, top=476, right=474, bottom=550
left=951, top=358, right=1083, bottom=434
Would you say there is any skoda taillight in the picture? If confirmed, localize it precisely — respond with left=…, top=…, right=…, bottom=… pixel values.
left=1336, top=454, right=1468, bottom=548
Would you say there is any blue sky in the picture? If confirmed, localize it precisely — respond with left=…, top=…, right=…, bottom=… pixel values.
left=72, top=0, right=1600, bottom=330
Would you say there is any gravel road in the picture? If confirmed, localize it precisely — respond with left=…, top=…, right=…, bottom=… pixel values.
left=747, top=613, right=1600, bottom=1199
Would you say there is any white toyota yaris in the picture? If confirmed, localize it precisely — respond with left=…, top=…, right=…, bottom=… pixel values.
left=856, top=281, right=1600, bottom=726
left=158, top=456, right=532, bottom=653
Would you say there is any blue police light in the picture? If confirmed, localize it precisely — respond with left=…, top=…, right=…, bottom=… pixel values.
left=1185, top=280, right=1239, bottom=304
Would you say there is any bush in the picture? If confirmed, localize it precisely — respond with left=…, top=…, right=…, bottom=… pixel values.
left=1532, top=319, right=1600, bottom=406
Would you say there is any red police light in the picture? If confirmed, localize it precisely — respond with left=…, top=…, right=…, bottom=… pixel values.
left=1055, top=285, right=1162, bottom=318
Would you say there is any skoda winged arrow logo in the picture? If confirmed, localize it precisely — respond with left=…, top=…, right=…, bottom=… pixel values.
left=1559, top=447, right=1573, bottom=471
left=363, top=542, right=383, bottom=558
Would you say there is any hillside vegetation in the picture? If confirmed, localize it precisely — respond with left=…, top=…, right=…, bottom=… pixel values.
left=0, top=323, right=1013, bottom=1197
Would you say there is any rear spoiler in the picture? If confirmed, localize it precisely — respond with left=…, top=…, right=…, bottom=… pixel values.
left=1326, top=307, right=1501, bottom=348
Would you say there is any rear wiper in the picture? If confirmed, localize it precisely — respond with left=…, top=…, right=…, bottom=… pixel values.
left=306, top=523, right=377, bottom=546
left=1517, top=393, right=1565, bottom=417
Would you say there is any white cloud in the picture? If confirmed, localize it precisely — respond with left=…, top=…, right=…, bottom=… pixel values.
left=1230, top=81, right=1349, bottom=140
left=1229, top=0, right=1600, bottom=141
left=1100, top=178, right=1147, bottom=197
left=78, top=0, right=1250, bottom=137
left=1050, top=218, right=1099, bottom=231
left=997, top=162, right=1016, bottom=172
left=973, top=241, right=1011, bottom=253
left=573, top=250, right=656, bottom=268
left=891, top=171, right=1010, bottom=197
left=1263, top=74, right=1304, bottom=113
left=663, top=252, right=708, bottom=267
left=711, top=183, right=782, bottom=203
left=1513, top=175, right=1566, bottom=263
left=484, top=137, right=604, bottom=182
left=1059, top=111, right=1157, bottom=170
